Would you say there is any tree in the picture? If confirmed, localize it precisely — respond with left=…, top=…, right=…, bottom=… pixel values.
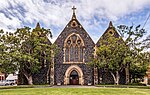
left=92, top=24, right=149, bottom=85
left=0, top=30, right=18, bottom=75
left=93, top=33, right=129, bottom=85
left=129, top=52, right=150, bottom=83
left=117, top=25, right=150, bottom=83
left=0, top=24, right=58, bottom=85
left=11, top=26, right=55, bottom=85
left=0, top=25, right=57, bottom=85
left=142, top=34, right=150, bottom=50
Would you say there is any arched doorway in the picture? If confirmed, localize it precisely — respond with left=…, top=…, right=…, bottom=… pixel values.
left=64, top=65, right=84, bottom=85
left=70, top=70, right=79, bottom=85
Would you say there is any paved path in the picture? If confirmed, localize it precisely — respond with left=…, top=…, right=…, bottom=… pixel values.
left=52, top=85, right=98, bottom=88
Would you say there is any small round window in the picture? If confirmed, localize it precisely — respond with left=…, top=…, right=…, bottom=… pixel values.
left=67, top=40, right=71, bottom=45
left=71, top=20, right=77, bottom=27
left=109, top=31, right=114, bottom=35
left=77, top=40, right=81, bottom=45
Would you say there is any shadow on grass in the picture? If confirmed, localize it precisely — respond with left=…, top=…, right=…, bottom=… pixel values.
left=96, top=84, right=150, bottom=89
left=0, top=85, right=52, bottom=89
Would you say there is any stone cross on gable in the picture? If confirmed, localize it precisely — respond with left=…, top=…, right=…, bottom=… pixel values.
left=72, top=6, right=76, bottom=14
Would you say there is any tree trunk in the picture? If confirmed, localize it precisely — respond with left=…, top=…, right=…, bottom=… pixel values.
left=97, top=68, right=100, bottom=84
left=125, top=67, right=129, bottom=84
left=27, top=75, right=33, bottom=85
left=116, top=71, right=120, bottom=85
left=24, top=73, right=33, bottom=85
left=46, top=63, right=50, bottom=84
left=110, top=71, right=120, bottom=85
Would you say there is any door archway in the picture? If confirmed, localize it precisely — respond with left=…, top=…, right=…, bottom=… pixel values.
left=64, top=65, right=84, bottom=85
left=70, top=70, right=79, bottom=85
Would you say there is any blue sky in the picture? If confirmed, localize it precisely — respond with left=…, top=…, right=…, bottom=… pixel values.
left=0, top=0, right=150, bottom=43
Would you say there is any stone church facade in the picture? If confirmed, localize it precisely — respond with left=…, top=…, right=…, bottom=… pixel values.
left=54, top=7, right=95, bottom=85
left=19, top=7, right=128, bottom=85
left=53, top=7, right=128, bottom=85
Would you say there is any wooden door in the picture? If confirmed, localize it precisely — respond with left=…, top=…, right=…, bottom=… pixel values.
left=70, top=70, right=79, bottom=85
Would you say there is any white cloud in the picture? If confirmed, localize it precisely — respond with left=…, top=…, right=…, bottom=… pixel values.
left=0, top=0, right=9, bottom=10
left=0, top=13, right=21, bottom=32
left=0, top=0, right=150, bottom=42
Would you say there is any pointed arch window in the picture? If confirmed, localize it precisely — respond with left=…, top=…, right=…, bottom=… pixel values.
left=64, top=33, right=84, bottom=63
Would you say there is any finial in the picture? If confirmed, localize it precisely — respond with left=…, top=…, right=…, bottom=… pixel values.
left=72, top=6, right=76, bottom=14
left=109, top=21, right=113, bottom=27
left=72, top=6, right=76, bottom=19
left=35, top=22, right=41, bottom=29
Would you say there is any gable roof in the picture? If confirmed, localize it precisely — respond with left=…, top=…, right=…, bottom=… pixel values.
left=33, top=22, right=52, bottom=45
left=96, top=21, right=121, bottom=46
left=35, top=22, right=41, bottom=29
left=54, top=6, right=95, bottom=46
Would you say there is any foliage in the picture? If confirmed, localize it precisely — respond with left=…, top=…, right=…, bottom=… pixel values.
left=91, top=24, right=149, bottom=85
left=93, top=32, right=129, bottom=85
left=0, top=30, right=18, bottom=74
left=142, top=34, right=150, bottom=49
left=14, top=26, right=55, bottom=84
left=0, top=26, right=57, bottom=85
left=117, top=25, right=150, bottom=82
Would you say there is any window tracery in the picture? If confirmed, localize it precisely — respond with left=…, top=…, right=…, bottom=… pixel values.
left=64, top=33, right=84, bottom=63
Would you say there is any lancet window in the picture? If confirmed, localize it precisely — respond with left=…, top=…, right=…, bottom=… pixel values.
left=64, top=33, right=84, bottom=63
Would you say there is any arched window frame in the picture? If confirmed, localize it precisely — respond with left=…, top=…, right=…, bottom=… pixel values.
left=63, top=33, right=85, bottom=64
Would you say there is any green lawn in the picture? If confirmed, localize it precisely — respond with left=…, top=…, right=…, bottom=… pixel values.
left=0, top=87, right=150, bottom=95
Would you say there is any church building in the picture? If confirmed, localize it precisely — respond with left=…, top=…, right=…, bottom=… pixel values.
left=54, top=6, right=95, bottom=85
left=19, top=7, right=128, bottom=85
left=53, top=6, right=128, bottom=85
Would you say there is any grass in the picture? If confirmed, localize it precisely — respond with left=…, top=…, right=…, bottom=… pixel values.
left=96, top=84, right=150, bottom=89
left=0, top=87, right=150, bottom=95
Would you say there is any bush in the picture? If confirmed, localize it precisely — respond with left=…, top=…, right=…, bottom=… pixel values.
left=127, top=83, right=146, bottom=86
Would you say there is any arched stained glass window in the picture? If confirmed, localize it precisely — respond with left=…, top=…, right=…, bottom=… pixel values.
left=70, top=45, right=74, bottom=62
left=64, top=33, right=84, bottom=63
left=80, top=48, right=83, bottom=62
left=65, top=46, right=69, bottom=62
left=75, top=45, right=78, bottom=62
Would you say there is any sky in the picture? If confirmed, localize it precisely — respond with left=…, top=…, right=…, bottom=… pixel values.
left=0, top=0, right=150, bottom=43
